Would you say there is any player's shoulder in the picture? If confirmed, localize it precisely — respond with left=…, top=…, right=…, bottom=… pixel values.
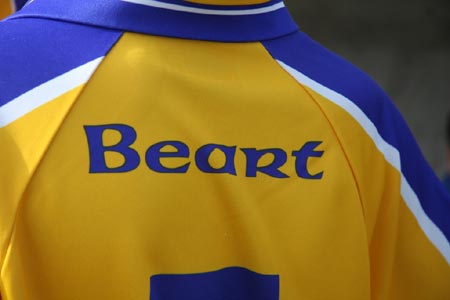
left=262, top=30, right=391, bottom=118
left=0, top=17, right=121, bottom=107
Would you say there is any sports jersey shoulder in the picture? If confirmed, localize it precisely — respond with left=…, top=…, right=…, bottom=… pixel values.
left=0, top=18, right=121, bottom=108
left=263, top=31, right=450, bottom=253
left=263, top=31, right=450, bottom=296
left=0, top=16, right=121, bottom=276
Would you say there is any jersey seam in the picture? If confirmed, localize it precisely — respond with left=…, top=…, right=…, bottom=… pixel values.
left=299, top=85, right=365, bottom=215
left=0, top=32, right=124, bottom=280
left=259, top=45, right=366, bottom=220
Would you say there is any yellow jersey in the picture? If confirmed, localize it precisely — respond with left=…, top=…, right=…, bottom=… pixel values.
left=0, top=0, right=449, bottom=299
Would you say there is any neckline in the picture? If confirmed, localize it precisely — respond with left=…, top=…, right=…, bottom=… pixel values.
left=8, top=0, right=298, bottom=42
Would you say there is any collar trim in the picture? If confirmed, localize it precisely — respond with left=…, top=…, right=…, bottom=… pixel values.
left=121, top=0, right=285, bottom=16
left=8, top=0, right=298, bottom=42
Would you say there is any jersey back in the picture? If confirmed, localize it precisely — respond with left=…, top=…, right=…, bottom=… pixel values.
left=0, top=1, right=449, bottom=299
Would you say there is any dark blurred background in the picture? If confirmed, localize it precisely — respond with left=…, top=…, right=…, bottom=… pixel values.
left=285, top=0, right=450, bottom=176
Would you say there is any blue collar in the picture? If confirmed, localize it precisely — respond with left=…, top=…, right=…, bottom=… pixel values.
left=8, top=0, right=298, bottom=42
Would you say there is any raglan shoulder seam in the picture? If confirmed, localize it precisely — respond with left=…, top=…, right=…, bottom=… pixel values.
left=258, top=41, right=366, bottom=220
left=263, top=43, right=450, bottom=264
left=0, top=31, right=124, bottom=274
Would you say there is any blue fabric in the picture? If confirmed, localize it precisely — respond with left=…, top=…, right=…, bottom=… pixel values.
left=7, top=0, right=297, bottom=42
left=263, top=31, right=450, bottom=243
left=131, top=0, right=284, bottom=10
left=14, top=0, right=28, bottom=10
left=150, top=267, right=279, bottom=300
left=443, top=173, right=450, bottom=194
left=0, top=18, right=122, bottom=106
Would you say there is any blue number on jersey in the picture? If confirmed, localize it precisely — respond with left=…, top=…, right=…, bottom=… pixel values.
left=150, top=267, right=279, bottom=300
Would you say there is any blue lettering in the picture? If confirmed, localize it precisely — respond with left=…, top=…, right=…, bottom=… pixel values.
left=146, top=141, right=190, bottom=173
left=195, top=144, right=237, bottom=175
left=150, top=267, right=279, bottom=300
left=241, top=148, right=289, bottom=178
left=84, top=124, right=325, bottom=179
left=292, top=141, right=324, bottom=179
left=84, top=124, right=140, bottom=173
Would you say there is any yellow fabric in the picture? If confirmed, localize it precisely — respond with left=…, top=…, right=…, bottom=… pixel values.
left=0, top=1, right=12, bottom=19
left=307, top=87, right=450, bottom=299
left=1, top=32, right=372, bottom=299
left=1, top=32, right=448, bottom=299
left=185, top=0, right=270, bottom=5
left=0, top=85, right=84, bottom=274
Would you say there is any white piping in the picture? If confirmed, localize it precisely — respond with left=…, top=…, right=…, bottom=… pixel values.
left=277, top=60, right=450, bottom=265
left=0, top=57, right=104, bottom=128
left=121, top=0, right=285, bottom=16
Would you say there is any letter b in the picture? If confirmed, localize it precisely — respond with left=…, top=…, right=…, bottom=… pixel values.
left=84, top=124, right=140, bottom=173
